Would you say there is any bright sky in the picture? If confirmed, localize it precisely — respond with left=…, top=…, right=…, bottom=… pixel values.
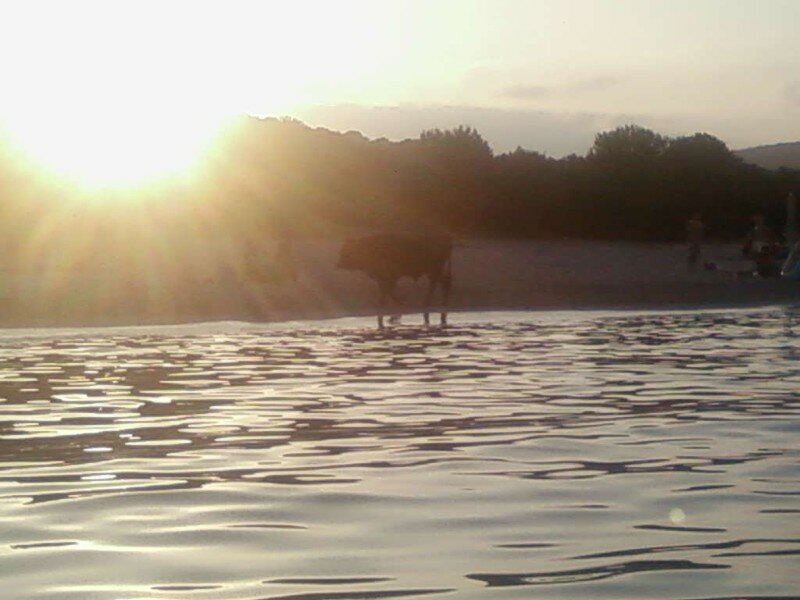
left=0, top=0, right=797, bottom=183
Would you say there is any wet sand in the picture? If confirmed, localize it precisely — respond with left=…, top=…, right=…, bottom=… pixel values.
left=0, top=239, right=797, bottom=327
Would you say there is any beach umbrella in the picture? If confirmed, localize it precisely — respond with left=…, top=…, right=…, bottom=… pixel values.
left=786, top=192, right=799, bottom=247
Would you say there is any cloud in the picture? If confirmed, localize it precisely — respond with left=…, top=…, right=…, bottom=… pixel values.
left=502, top=85, right=550, bottom=100
left=501, top=76, right=621, bottom=101
left=567, top=76, right=621, bottom=94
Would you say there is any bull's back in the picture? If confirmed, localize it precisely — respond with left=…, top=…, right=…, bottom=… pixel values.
left=342, top=234, right=452, bottom=279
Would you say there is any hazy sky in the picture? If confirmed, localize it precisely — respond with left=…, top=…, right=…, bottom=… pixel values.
left=2, top=0, right=798, bottom=158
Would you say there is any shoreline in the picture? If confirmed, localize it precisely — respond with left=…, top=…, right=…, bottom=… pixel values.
left=0, top=284, right=796, bottom=331
left=0, top=239, right=797, bottom=329
left=0, top=305, right=795, bottom=339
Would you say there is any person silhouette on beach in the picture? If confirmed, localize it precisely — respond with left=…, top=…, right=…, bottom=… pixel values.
left=743, top=214, right=775, bottom=259
left=686, top=213, right=705, bottom=268
left=743, top=214, right=782, bottom=277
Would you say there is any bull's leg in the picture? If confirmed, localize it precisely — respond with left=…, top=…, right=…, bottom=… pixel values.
left=383, top=278, right=403, bottom=324
left=388, top=292, right=402, bottom=324
left=423, top=274, right=439, bottom=326
left=440, top=264, right=452, bottom=326
left=377, top=278, right=397, bottom=328
left=387, top=287, right=403, bottom=324
left=377, top=283, right=387, bottom=329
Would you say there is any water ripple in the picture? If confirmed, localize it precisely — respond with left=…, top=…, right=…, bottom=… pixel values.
left=0, top=308, right=799, bottom=598
left=467, top=559, right=729, bottom=586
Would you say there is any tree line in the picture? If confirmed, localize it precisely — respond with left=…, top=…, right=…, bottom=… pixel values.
left=208, top=118, right=800, bottom=242
left=1, top=117, right=799, bottom=273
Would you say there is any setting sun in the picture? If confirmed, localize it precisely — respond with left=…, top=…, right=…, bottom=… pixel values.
left=1, top=105, right=228, bottom=186
left=0, top=1, right=387, bottom=187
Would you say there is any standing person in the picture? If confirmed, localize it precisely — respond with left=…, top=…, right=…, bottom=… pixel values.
left=686, top=213, right=705, bottom=269
left=743, top=214, right=775, bottom=259
left=743, top=214, right=782, bottom=277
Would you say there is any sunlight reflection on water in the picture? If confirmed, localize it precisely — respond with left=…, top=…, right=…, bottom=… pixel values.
left=0, top=308, right=799, bottom=599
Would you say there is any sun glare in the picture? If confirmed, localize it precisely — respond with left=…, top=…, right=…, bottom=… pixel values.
left=0, top=1, right=393, bottom=188
left=2, top=106, right=228, bottom=187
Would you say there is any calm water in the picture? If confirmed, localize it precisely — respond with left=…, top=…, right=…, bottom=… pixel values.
left=1, top=309, right=799, bottom=600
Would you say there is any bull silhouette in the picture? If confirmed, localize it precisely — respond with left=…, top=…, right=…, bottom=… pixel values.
left=338, top=234, right=452, bottom=328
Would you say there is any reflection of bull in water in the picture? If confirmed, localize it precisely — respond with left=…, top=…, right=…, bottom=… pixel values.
left=338, top=234, right=452, bottom=328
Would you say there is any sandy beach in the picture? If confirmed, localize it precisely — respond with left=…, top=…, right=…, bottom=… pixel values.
left=0, top=239, right=797, bottom=327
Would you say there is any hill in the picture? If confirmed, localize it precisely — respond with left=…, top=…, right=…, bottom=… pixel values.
left=735, top=142, right=800, bottom=170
